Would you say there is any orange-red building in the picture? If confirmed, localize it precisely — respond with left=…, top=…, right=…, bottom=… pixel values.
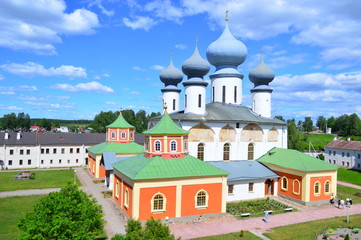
left=112, top=112, right=228, bottom=221
left=258, top=148, right=338, bottom=205
left=87, top=113, right=143, bottom=179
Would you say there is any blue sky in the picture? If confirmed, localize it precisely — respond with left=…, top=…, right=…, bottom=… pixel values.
left=0, top=0, right=360, bottom=121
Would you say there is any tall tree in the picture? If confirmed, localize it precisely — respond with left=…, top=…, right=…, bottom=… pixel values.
left=122, top=110, right=136, bottom=126
left=275, top=115, right=285, bottom=121
left=135, top=110, right=148, bottom=133
left=327, top=116, right=336, bottom=130
left=1, top=113, right=17, bottom=130
left=348, top=113, right=361, bottom=136
left=90, top=111, right=117, bottom=133
left=316, top=116, right=327, bottom=132
left=302, top=117, right=313, bottom=133
left=38, top=118, right=52, bottom=131
left=288, top=119, right=302, bottom=151
left=18, top=184, right=104, bottom=240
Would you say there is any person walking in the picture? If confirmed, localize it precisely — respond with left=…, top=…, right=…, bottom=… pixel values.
left=264, top=211, right=269, bottom=223
left=340, top=199, right=345, bottom=209
left=338, top=198, right=341, bottom=208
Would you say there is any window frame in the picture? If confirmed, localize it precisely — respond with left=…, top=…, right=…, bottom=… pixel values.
left=195, top=190, right=208, bottom=209
left=324, top=180, right=331, bottom=194
left=170, top=140, right=177, bottom=152
left=121, top=131, right=126, bottom=139
left=154, top=140, right=161, bottom=152
left=197, top=143, right=204, bottom=161
left=228, top=185, right=234, bottom=195
left=248, top=143, right=254, bottom=160
left=115, top=180, right=119, bottom=199
left=248, top=182, right=254, bottom=192
left=151, top=193, right=166, bottom=213
left=111, top=131, right=116, bottom=139
left=292, top=179, right=301, bottom=195
left=223, top=143, right=230, bottom=161
left=281, top=177, right=288, bottom=191
left=314, top=181, right=321, bottom=195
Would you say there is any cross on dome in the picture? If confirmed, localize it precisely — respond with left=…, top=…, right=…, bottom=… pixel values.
left=225, top=10, right=229, bottom=21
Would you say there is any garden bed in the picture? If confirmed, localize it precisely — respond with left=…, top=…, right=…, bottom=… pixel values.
left=226, top=198, right=294, bottom=218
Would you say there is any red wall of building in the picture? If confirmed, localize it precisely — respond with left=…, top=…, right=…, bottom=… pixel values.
left=123, top=181, right=133, bottom=218
left=181, top=183, right=222, bottom=217
left=309, top=176, right=332, bottom=201
left=139, top=186, right=177, bottom=221
left=99, top=166, right=106, bottom=178
left=275, top=171, right=303, bottom=201
left=113, top=175, right=133, bottom=218
left=88, top=155, right=96, bottom=176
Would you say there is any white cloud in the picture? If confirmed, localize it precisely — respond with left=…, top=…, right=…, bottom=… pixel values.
left=151, top=65, right=165, bottom=70
left=51, top=81, right=115, bottom=94
left=127, top=105, right=149, bottom=110
left=0, top=85, right=37, bottom=93
left=105, top=101, right=116, bottom=105
left=0, top=105, right=23, bottom=110
left=18, top=95, right=46, bottom=101
left=103, top=73, right=110, bottom=77
left=93, top=75, right=101, bottom=79
left=0, top=0, right=99, bottom=55
left=0, top=74, right=4, bottom=81
left=57, top=95, right=70, bottom=100
left=174, top=43, right=187, bottom=50
left=129, top=91, right=140, bottom=95
left=0, top=91, right=15, bottom=95
left=132, top=66, right=145, bottom=71
left=1, top=62, right=87, bottom=79
left=88, top=0, right=115, bottom=17
left=19, top=85, right=38, bottom=91
left=25, top=101, right=75, bottom=109
left=122, top=16, right=157, bottom=31
left=122, top=87, right=130, bottom=91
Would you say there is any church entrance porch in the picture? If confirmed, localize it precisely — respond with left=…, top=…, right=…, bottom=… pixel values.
left=265, top=179, right=274, bottom=195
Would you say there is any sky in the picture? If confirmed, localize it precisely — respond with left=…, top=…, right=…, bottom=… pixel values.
left=0, top=0, right=360, bottom=122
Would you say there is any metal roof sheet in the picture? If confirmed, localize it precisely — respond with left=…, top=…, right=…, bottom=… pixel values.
left=151, top=102, right=286, bottom=125
left=88, top=141, right=143, bottom=154
left=144, top=113, right=188, bottom=135
left=106, top=113, right=135, bottom=129
left=325, top=140, right=361, bottom=151
left=102, top=152, right=130, bottom=170
left=258, top=148, right=338, bottom=172
left=112, top=154, right=228, bottom=180
left=207, top=160, right=279, bottom=181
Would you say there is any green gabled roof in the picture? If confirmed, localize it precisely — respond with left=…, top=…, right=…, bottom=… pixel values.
left=112, top=154, right=228, bottom=180
left=144, top=113, right=188, bottom=135
left=88, top=141, right=143, bottom=154
left=106, top=113, right=135, bottom=129
left=257, top=148, right=338, bottom=172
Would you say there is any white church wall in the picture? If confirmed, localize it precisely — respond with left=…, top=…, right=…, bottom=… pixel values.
left=252, top=91, right=271, bottom=118
left=211, top=77, right=242, bottom=104
left=227, top=179, right=265, bottom=202
left=163, top=91, right=180, bottom=114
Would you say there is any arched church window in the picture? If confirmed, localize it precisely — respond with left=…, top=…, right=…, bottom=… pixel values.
left=325, top=181, right=331, bottom=193
left=197, top=143, right=204, bottom=161
left=248, top=143, right=254, bottom=160
left=281, top=177, right=288, bottom=191
left=314, top=181, right=321, bottom=195
left=170, top=140, right=177, bottom=151
left=124, top=189, right=129, bottom=208
left=130, top=131, right=133, bottom=139
left=152, top=193, right=166, bottom=212
left=195, top=190, right=208, bottom=208
left=184, top=139, right=187, bottom=151
left=121, top=131, right=126, bottom=139
left=223, top=143, right=230, bottom=161
left=111, top=131, right=116, bottom=139
left=155, top=140, right=161, bottom=152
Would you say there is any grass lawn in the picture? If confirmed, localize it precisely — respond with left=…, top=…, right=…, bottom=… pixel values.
left=337, top=185, right=361, bottom=204
left=338, top=167, right=361, bottom=186
left=0, top=169, right=78, bottom=192
left=0, top=195, right=46, bottom=240
left=191, top=231, right=262, bottom=240
left=264, top=214, right=361, bottom=240
left=300, top=134, right=334, bottom=150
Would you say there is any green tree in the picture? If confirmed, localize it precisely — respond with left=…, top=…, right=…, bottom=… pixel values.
left=17, top=183, right=104, bottom=240
left=90, top=111, right=117, bottom=133
left=302, top=117, right=313, bottom=133
left=327, top=116, right=336, bottom=130
left=135, top=110, right=148, bottom=133
left=288, top=119, right=302, bottom=151
left=17, top=112, right=31, bottom=130
left=1, top=113, right=17, bottom=130
left=275, top=115, right=285, bottom=121
left=316, top=116, right=327, bottom=132
left=122, top=110, right=136, bottom=126
left=38, top=118, right=52, bottom=131
left=147, top=112, right=161, bottom=119
left=348, top=113, right=361, bottom=136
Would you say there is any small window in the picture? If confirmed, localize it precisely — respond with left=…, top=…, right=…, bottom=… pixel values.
left=67, top=159, right=70, bottom=164
left=26, top=149, right=30, bottom=155
left=196, top=190, right=208, bottom=208
left=185, top=94, right=187, bottom=107
left=329, top=160, right=331, bottom=163
left=170, top=140, right=177, bottom=151
left=212, top=87, right=215, bottom=101
left=358, top=163, right=360, bottom=168
left=85, top=148, right=88, bottom=153
left=333, top=160, right=336, bottom=164
left=281, top=177, right=288, bottom=191
left=358, top=154, right=360, bottom=159
left=342, top=161, right=345, bottom=166
left=70, top=148, right=73, bottom=154
left=20, top=150, right=24, bottom=155
left=76, top=159, right=79, bottom=163
left=325, top=181, right=331, bottom=194
left=197, top=143, right=204, bottom=161
left=248, top=183, right=254, bottom=192
left=130, top=131, right=133, bottom=139
left=236, top=123, right=240, bottom=128
left=248, top=143, right=254, bottom=160
left=41, top=148, right=44, bottom=154
left=76, top=148, right=80, bottom=153
left=53, top=148, right=57, bottom=154
left=8, top=160, right=12, bottom=166
left=347, top=153, right=350, bottom=157
left=155, top=140, right=161, bottom=152
left=184, top=139, right=187, bottom=151
left=61, top=148, right=65, bottom=154
left=115, top=181, right=119, bottom=198
left=59, top=159, right=62, bottom=164
left=347, top=162, right=350, bottom=167
left=111, top=131, right=116, bottom=139
left=228, top=185, right=234, bottom=194
left=342, top=152, right=344, bottom=157
left=41, top=160, right=44, bottom=164
left=19, top=160, right=23, bottom=165
left=28, top=159, right=31, bottom=165
left=152, top=193, right=165, bottom=212
left=333, top=151, right=336, bottom=156
left=10, top=149, right=14, bottom=155
left=121, top=131, right=126, bottom=139
left=173, top=99, right=176, bottom=111
left=50, top=159, right=53, bottom=164
left=124, top=189, right=129, bottom=209
left=222, top=86, right=226, bottom=103
left=46, top=148, right=49, bottom=154
left=329, top=151, right=331, bottom=155
left=198, top=94, right=201, bottom=108
left=293, top=179, right=300, bottom=195
left=223, top=143, right=230, bottom=161
left=234, top=86, right=237, bottom=103
left=314, top=181, right=320, bottom=195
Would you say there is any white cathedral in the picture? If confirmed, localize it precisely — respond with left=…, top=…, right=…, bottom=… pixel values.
left=149, top=19, right=287, bottom=162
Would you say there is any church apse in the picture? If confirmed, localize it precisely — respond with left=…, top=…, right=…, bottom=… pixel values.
left=188, top=123, right=215, bottom=142
left=219, top=124, right=236, bottom=142
left=240, top=123, right=264, bottom=142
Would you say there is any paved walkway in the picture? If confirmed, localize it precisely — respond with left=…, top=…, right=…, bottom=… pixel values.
left=170, top=204, right=361, bottom=239
left=338, top=181, right=361, bottom=190
left=75, top=168, right=126, bottom=237
left=0, top=188, right=60, bottom=198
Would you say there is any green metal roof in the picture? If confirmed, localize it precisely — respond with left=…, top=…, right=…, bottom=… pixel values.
left=112, top=154, right=228, bottom=180
left=257, top=148, right=338, bottom=172
left=143, top=113, right=188, bottom=136
left=88, top=141, right=143, bottom=154
left=106, top=113, right=135, bottom=129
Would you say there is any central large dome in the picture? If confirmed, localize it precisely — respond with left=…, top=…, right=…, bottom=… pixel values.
left=206, top=22, right=247, bottom=67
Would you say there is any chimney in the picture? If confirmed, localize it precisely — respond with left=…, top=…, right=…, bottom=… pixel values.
left=16, top=132, right=21, bottom=140
left=4, top=132, right=9, bottom=140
